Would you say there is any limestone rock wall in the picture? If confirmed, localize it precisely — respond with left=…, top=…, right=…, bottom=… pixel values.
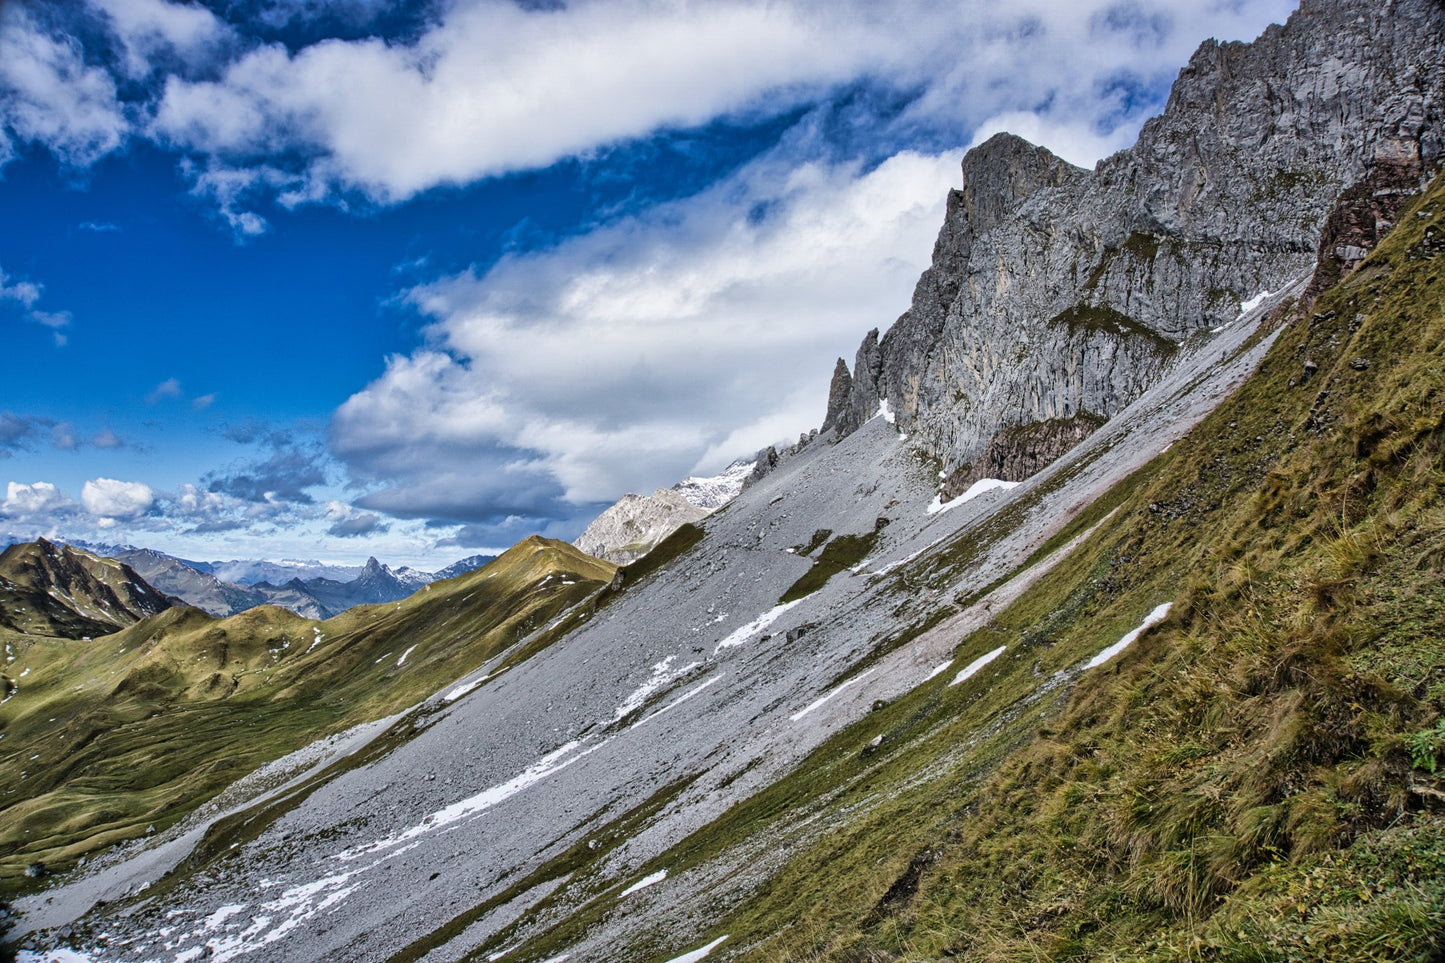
left=825, top=0, right=1445, bottom=481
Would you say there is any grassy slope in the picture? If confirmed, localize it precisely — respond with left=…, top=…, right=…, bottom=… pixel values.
left=0, top=541, right=170, bottom=640
left=0, top=537, right=615, bottom=895
left=706, top=177, right=1445, bottom=961
left=495, top=177, right=1445, bottom=963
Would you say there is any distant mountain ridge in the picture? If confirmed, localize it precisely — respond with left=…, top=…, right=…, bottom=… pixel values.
left=48, top=541, right=496, bottom=620
left=0, top=539, right=175, bottom=640
left=575, top=457, right=755, bottom=564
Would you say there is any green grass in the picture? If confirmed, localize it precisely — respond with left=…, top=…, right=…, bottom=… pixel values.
left=1049, top=303, right=1180, bottom=355
left=0, top=537, right=617, bottom=896
left=779, top=520, right=888, bottom=604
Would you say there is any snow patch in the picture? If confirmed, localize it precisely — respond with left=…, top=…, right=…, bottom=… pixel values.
left=337, top=740, right=599, bottom=861
left=924, top=660, right=953, bottom=682
left=714, top=600, right=801, bottom=653
left=620, top=869, right=668, bottom=897
left=613, top=656, right=700, bottom=721
left=444, top=674, right=490, bottom=702
left=790, top=669, right=876, bottom=721
left=927, top=478, right=1021, bottom=515
left=200, top=904, right=248, bottom=932
left=1084, top=603, right=1172, bottom=670
left=663, top=936, right=729, bottom=963
left=873, top=399, right=896, bottom=424
left=630, top=674, right=723, bottom=731
left=950, top=645, right=1007, bottom=686
left=396, top=645, right=419, bottom=667
left=1238, top=288, right=1273, bottom=317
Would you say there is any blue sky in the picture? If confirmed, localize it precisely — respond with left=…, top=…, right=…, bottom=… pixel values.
left=0, top=0, right=1296, bottom=568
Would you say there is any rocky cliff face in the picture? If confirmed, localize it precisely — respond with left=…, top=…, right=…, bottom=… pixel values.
left=825, top=0, right=1445, bottom=485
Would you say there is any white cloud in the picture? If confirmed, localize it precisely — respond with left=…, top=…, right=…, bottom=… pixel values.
left=81, top=477, right=155, bottom=518
left=89, top=0, right=233, bottom=78
left=142, top=0, right=1296, bottom=208
left=965, top=110, right=1139, bottom=170
left=152, top=0, right=879, bottom=202
left=2, top=0, right=1298, bottom=221
left=0, top=5, right=128, bottom=168
left=174, top=482, right=227, bottom=516
left=1, top=263, right=74, bottom=346
left=0, top=268, right=41, bottom=308
left=332, top=148, right=957, bottom=521
left=3, top=481, right=76, bottom=517
left=146, top=377, right=183, bottom=403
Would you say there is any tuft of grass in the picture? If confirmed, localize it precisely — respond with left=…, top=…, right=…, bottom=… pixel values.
left=1049, top=303, right=1180, bottom=355
left=779, top=519, right=889, bottom=604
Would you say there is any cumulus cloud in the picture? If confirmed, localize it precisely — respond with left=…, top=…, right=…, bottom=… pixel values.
left=3, top=0, right=1295, bottom=226
left=1, top=263, right=74, bottom=346
left=0, top=475, right=320, bottom=546
left=89, top=0, right=234, bottom=78
left=0, top=412, right=116, bottom=455
left=205, top=427, right=330, bottom=504
left=0, top=268, right=42, bottom=308
left=325, top=500, right=389, bottom=538
left=0, top=4, right=129, bottom=168
left=139, top=0, right=1296, bottom=212
left=332, top=149, right=956, bottom=525
left=151, top=0, right=873, bottom=203
left=3, top=481, right=77, bottom=518
left=81, top=477, right=155, bottom=518
left=51, top=423, right=79, bottom=451
left=0, top=413, right=39, bottom=456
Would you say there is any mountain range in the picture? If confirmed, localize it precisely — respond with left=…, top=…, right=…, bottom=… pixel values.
left=53, top=544, right=497, bottom=621
left=4, top=0, right=1445, bottom=960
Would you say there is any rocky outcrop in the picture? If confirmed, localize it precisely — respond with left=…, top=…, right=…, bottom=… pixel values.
left=575, top=488, right=710, bottom=565
left=577, top=458, right=759, bottom=565
left=826, top=0, right=1445, bottom=483
left=672, top=458, right=755, bottom=510
left=941, top=412, right=1107, bottom=499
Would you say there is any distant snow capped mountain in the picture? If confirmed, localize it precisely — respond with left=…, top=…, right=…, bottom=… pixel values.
left=203, top=558, right=365, bottom=586
left=672, top=457, right=756, bottom=510
left=431, top=554, right=497, bottom=582
left=576, top=457, right=757, bottom=564
left=391, top=565, right=435, bottom=589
